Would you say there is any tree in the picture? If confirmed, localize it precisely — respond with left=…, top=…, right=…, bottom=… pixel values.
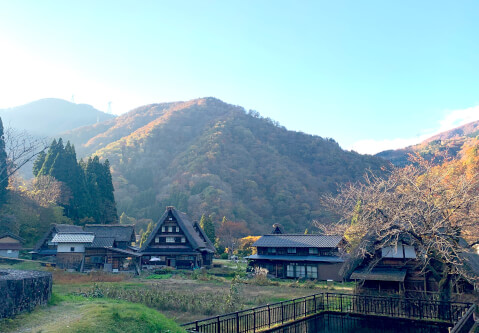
left=0, top=118, right=8, bottom=204
left=322, top=155, right=479, bottom=301
left=1, top=124, right=47, bottom=192
left=200, top=214, right=216, bottom=243
left=27, top=175, right=70, bottom=207
left=217, top=219, right=250, bottom=255
left=140, top=222, right=154, bottom=247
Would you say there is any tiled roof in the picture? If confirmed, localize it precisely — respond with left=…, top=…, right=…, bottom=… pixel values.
left=33, top=224, right=84, bottom=251
left=84, top=225, right=135, bottom=242
left=87, top=237, right=115, bottom=248
left=246, top=254, right=344, bottom=263
left=51, top=233, right=95, bottom=244
left=253, top=235, right=343, bottom=248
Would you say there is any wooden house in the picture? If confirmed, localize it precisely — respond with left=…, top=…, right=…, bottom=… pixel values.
left=0, top=232, right=24, bottom=258
left=51, top=232, right=94, bottom=270
left=140, top=206, right=215, bottom=269
left=32, top=224, right=84, bottom=260
left=247, top=234, right=347, bottom=281
left=82, top=225, right=140, bottom=273
left=341, top=235, right=479, bottom=295
left=346, top=243, right=421, bottom=293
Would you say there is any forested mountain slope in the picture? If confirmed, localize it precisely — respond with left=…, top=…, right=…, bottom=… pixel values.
left=377, top=120, right=479, bottom=166
left=68, top=97, right=386, bottom=233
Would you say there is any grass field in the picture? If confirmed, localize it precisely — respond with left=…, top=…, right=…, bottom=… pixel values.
left=0, top=259, right=354, bottom=331
left=0, top=294, right=186, bottom=333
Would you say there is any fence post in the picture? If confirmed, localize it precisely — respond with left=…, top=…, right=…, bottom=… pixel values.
left=419, top=300, right=423, bottom=320
left=217, top=316, right=220, bottom=333
left=268, top=304, right=271, bottom=328
left=195, top=320, right=199, bottom=332
left=253, top=308, right=256, bottom=333
left=236, top=311, right=239, bottom=333
left=281, top=302, right=284, bottom=324
left=293, top=300, right=296, bottom=320
left=313, top=295, right=317, bottom=313
left=326, top=293, right=329, bottom=311
left=340, top=294, right=343, bottom=312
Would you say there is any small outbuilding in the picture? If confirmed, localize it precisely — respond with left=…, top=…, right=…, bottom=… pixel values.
left=0, top=232, right=24, bottom=258
left=51, top=232, right=94, bottom=270
left=32, top=224, right=84, bottom=260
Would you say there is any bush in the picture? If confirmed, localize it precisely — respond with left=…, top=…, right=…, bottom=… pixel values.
left=153, top=267, right=174, bottom=275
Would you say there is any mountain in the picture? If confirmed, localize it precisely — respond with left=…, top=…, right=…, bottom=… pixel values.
left=377, top=120, right=479, bottom=166
left=0, top=98, right=115, bottom=137
left=65, top=97, right=387, bottom=233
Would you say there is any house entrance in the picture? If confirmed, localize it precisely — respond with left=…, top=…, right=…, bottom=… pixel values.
left=167, top=258, right=176, bottom=267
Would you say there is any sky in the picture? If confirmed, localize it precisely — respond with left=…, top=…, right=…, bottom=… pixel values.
left=0, top=1, right=478, bottom=154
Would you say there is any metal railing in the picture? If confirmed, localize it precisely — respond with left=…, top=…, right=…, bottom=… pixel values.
left=181, top=292, right=473, bottom=333
left=450, top=304, right=476, bottom=333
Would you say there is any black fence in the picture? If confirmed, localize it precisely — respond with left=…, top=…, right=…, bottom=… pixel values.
left=450, top=304, right=476, bottom=333
left=181, top=292, right=473, bottom=333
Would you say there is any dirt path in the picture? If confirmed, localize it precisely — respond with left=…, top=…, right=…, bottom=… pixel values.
left=3, top=302, right=87, bottom=333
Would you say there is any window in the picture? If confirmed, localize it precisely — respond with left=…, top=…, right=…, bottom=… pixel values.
left=168, top=226, right=173, bottom=233
left=181, top=237, right=186, bottom=243
left=309, top=248, right=319, bottom=255
left=166, top=237, right=175, bottom=243
left=155, top=237, right=160, bottom=243
left=267, top=247, right=276, bottom=254
left=307, top=266, right=318, bottom=278
left=287, top=247, right=296, bottom=254
left=7, top=250, right=12, bottom=254
left=287, top=265, right=295, bottom=277
left=70, top=247, right=75, bottom=252
left=169, top=217, right=173, bottom=221
left=296, top=265, right=306, bottom=278
left=161, top=226, right=165, bottom=232
left=176, top=226, right=179, bottom=233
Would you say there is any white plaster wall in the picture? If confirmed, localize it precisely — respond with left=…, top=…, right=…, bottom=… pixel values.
left=57, top=244, right=85, bottom=253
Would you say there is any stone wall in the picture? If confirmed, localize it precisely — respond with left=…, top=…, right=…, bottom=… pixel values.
left=0, top=269, right=52, bottom=318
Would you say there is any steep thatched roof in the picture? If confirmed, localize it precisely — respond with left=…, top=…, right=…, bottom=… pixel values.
left=140, top=206, right=215, bottom=253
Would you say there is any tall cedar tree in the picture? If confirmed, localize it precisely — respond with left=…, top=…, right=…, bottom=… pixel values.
left=84, top=156, right=118, bottom=224
left=0, top=117, right=8, bottom=204
left=34, top=138, right=117, bottom=224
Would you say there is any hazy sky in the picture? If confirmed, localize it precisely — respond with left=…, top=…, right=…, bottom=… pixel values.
left=1, top=1, right=478, bottom=154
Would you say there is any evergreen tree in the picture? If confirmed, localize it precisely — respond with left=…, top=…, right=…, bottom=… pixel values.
left=32, top=151, right=46, bottom=177
left=0, top=117, right=8, bottom=204
left=200, top=214, right=216, bottom=243
left=33, top=138, right=118, bottom=225
left=38, top=138, right=61, bottom=176
left=84, top=156, right=118, bottom=224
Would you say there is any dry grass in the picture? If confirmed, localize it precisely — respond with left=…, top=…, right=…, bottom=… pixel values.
left=52, top=269, right=130, bottom=284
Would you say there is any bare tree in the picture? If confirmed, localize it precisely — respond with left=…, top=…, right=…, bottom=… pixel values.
left=1, top=127, right=47, bottom=183
left=322, top=155, right=479, bottom=300
left=26, top=175, right=71, bottom=207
